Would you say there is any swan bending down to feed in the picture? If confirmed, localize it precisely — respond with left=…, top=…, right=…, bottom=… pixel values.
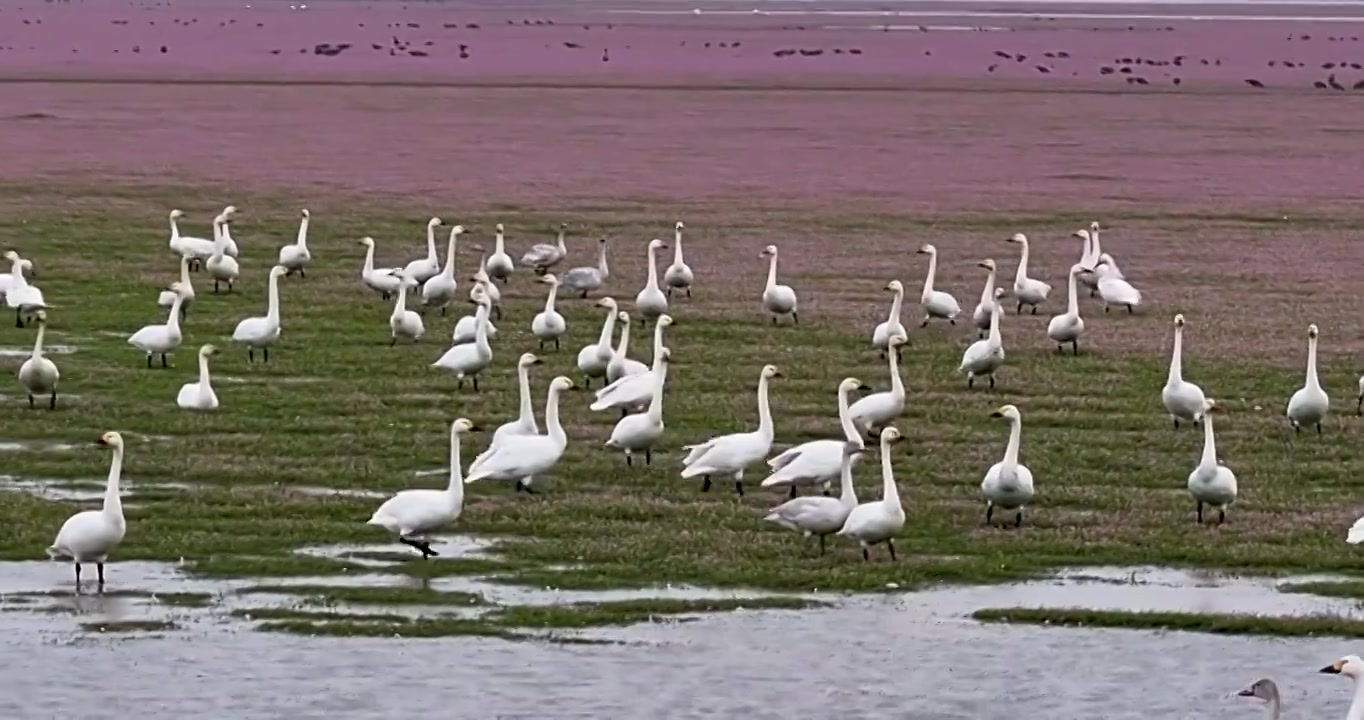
left=48, top=432, right=127, bottom=592
left=604, top=347, right=671, bottom=466
left=368, top=418, right=478, bottom=559
left=590, top=315, right=674, bottom=416
left=1006, top=233, right=1051, bottom=314
left=158, top=255, right=195, bottom=318
left=871, top=280, right=908, bottom=356
left=971, top=259, right=1001, bottom=338
left=432, top=294, right=493, bottom=390
left=465, top=376, right=576, bottom=494
left=1286, top=323, right=1329, bottom=434
left=421, top=225, right=464, bottom=314
left=576, top=297, right=620, bottom=388
left=486, top=223, right=515, bottom=282
left=837, top=427, right=906, bottom=561
left=278, top=209, right=312, bottom=278
left=1237, top=679, right=1280, bottom=720
left=561, top=237, right=610, bottom=298
left=451, top=280, right=498, bottom=344
left=232, top=265, right=288, bottom=363
left=982, top=405, right=1034, bottom=527
left=762, top=377, right=871, bottom=499
left=167, top=209, right=214, bottom=270
left=18, top=310, right=60, bottom=410
left=663, top=221, right=694, bottom=298
left=765, top=441, right=862, bottom=555
left=1046, top=264, right=1086, bottom=355
left=1162, top=314, right=1207, bottom=429
left=402, top=217, right=443, bottom=285
left=388, top=273, right=425, bottom=345
left=1319, top=655, right=1364, bottom=720
left=531, top=273, right=567, bottom=351
left=358, top=237, right=406, bottom=301
left=606, top=311, right=648, bottom=384
left=759, top=245, right=798, bottom=324
left=848, top=335, right=907, bottom=439
left=1188, top=399, right=1236, bottom=525
left=960, top=289, right=1005, bottom=389
left=1094, top=254, right=1142, bottom=313
left=634, top=238, right=670, bottom=323
left=176, top=344, right=220, bottom=410
left=915, top=244, right=960, bottom=327
left=206, top=210, right=240, bottom=293
left=128, top=283, right=187, bottom=368
left=521, top=222, right=569, bottom=274
left=680, top=364, right=783, bottom=497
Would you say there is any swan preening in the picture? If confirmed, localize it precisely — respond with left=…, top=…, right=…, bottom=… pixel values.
left=1287, top=323, right=1329, bottom=434
left=369, top=418, right=479, bottom=558
left=48, top=432, right=126, bottom=591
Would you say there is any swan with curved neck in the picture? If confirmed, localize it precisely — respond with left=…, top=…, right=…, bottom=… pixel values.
left=915, top=244, right=961, bottom=326
left=765, top=442, right=863, bottom=555
left=465, top=376, right=575, bottom=494
left=1046, top=263, right=1086, bottom=355
left=358, top=237, right=405, bottom=300
left=576, top=297, right=620, bottom=387
left=1006, top=233, right=1051, bottom=314
left=421, top=224, right=464, bottom=314
left=486, top=222, right=515, bottom=282
left=605, top=347, right=671, bottom=466
left=762, top=377, right=873, bottom=499
left=606, top=311, right=648, bottom=384
left=531, top=273, right=567, bottom=351
left=663, top=221, right=694, bottom=298
left=18, top=309, right=60, bottom=409
left=871, top=280, right=908, bottom=356
left=231, top=265, right=288, bottom=363
left=1162, top=313, right=1207, bottom=429
left=47, top=431, right=127, bottom=592
left=368, top=418, right=479, bottom=558
left=837, top=427, right=906, bottom=561
left=1187, top=398, right=1237, bottom=524
left=635, top=238, right=670, bottom=323
left=158, top=254, right=195, bottom=318
left=848, top=335, right=907, bottom=439
left=759, top=245, right=798, bottom=324
left=982, top=405, right=1034, bottom=526
left=402, top=217, right=444, bottom=285
left=1320, top=655, right=1364, bottom=720
left=278, top=209, right=312, bottom=278
left=167, top=209, right=214, bottom=270
left=1287, top=323, right=1330, bottom=434
left=128, top=282, right=187, bottom=368
left=680, top=364, right=783, bottom=497
left=176, top=344, right=220, bottom=410
left=1237, top=678, right=1281, bottom=720
left=561, top=237, right=610, bottom=298
left=521, top=222, right=569, bottom=274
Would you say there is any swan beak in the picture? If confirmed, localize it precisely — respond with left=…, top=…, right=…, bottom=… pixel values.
left=467, top=424, right=482, bottom=432
left=989, top=411, right=1004, bottom=418
left=771, top=371, right=785, bottom=379
left=95, top=437, right=110, bottom=447
left=1236, top=688, right=1255, bottom=697
left=857, top=384, right=872, bottom=391
left=977, top=262, right=992, bottom=269
left=531, top=358, right=544, bottom=365
left=1322, top=664, right=1344, bottom=674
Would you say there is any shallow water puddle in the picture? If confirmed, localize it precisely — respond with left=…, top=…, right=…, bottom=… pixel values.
left=0, top=344, right=77, bottom=358
left=293, top=537, right=498, bottom=567
left=0, top=439, right=80, bottom=453
left=215, top=375, right=326, bottom=385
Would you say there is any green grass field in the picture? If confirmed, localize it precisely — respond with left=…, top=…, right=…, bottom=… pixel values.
left=4, top=184, right=1364, bottom=636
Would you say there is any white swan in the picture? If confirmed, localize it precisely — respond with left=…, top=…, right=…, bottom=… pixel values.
left=1237, top=679, right=1281, bottom=720
left=521, top=222, right=569, bottom=274
left=217, top=204, right=241, bottom=258
left=451, top=280, right=499, bottom=344
left=358, top=237, right=405, bottom=300
left=1006, top=233, right=1051, bottom=315
left=576, top=297, right=620, bottom=387
left=971, top=258, right=1001, bottom=338
left=277, top=209, right=312, bottom=278
left=1188, top=398, right=1236, bottom=524
left=205, top=210, right=240, bottom=293
left=871, top=280, right=908, bottom=356
left=469, top=248, right=504, bottom=319
left=421, top=225, right=464, bottom=314
left=607, top=311, right=649, bottom=384
left=402, top=217, right=443, bottom=285
left=605, top=347, right=671, bottom=466
left=157, top=255, right=195, bottom=318
left=561, top=236, right=610, bottom=298
left=837, top=426, right=906, bottom=561
left=18, top=310, right=60, bottom=410
left=759, top=244, right=798, bottom=324
left=4, top=250, right=46, bottom=327
left=128, top=282, right=187, bottom=368
left=1319, top=655, right=1364, bottom=720
left=960, top=287, right=1005, bottom=389
left=1046, top=263, right=1086, bottom=355
left=1095, top=254, right=1142, bottom=313
left=680, top=364, right=782, bottom=497
left=847, top=334, right=907, bottom=439
left=1287, top=323, right=1330, bottom=433
left=465, top=376, right=575, bottom=494
left=167, top=209, right=214, bottom=270
left=663, top=221, right=694, bottom=298
left=176, top=344, right=220, bottom=410
left=0, top=252, right=34, bottom=303
left=388, top=272, right=425, bottom=345
left=635, top=238, right=670, bottom=323
left=531, top=273, right=567, bottom=351
left=368, top=418, right=478, bottom=558
left=486, top=223, right=515, bottom=282
left=590, top=314, right=673, bottom=415
left=764, top=441, right=862, bottom=555
left=485, top=353, right=544, bottom=449
left=232, top=265, right=288, bottom=363
left=982, top=405, right=1035, bottom=526
left=1357, top=375, right=1364, bottom=417
left=915, top=244, right=961, bottom=326
left=761, top=377, right=871, bottom=498
left=1162, top=313, right=1207, bottom=429
left=432, top=296, right=493, bottom=390
left=47, top=431, right=127, bottom=591
left=1075, top=222, right=1108, bottom=297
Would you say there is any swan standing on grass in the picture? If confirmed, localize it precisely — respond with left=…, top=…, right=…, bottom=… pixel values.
left=1188, top=399, right=1236, bottom=524
left=762, top=377, right=871, bottom=499
left=4, top=250, right=46, bottom=327
left=465, top=376, right=575, bottom=494
left=368, top=418, right=478, bottom=559
left=521, top=222, right=568, bottom=275
left=483, top=353, right=543, bottom=450
left=402, top=217, right=443, bottom=286
left=432, top=295, right=493, bottom=390
left=232, top=265, right=288, bottom=363
left=531, top=273, right=567, bottom=351
left=0, top=252, right=35, bottom=303
left=680, top=364, right=782, bottom=498
left=158, top=255, right=195, bottom=318
left=278, top=209, right=311, bottom=278
left=915, top=244, right=960, bottom=326
left=605, top=347, right=671, bottom=466
left=48, top=432, right=126, bottom=592
left=576, top=297, right=620, bottom=387
left=764, top=442, right=862, bottom=555
left=607, top=311, right=648, bottom=383
left=1075, top=223, right=1107, bottom=297
left=1287, top=323, right=1330, bottom=434
left=590, top=315, right=674, bottom=415
left=1046, top=264, right=1086, bottom=355
left=1237, top=679, right=1281, bottom=720
left=470, top=248, right=504, bottom=319
left=1357, top=375, right=1364, bottom=417
left=486, top=223, right=515, bottom=283
left=176, top=344, right=220, bottom=410
left=1006, top=233, right=1051, bottom=314
left=206, top=210, right=240, bottom=293
left=129, top=283, right=187, bottom=368
left=664, top=221, right=694, bottom=298
left=1319, top=655, right=1364, bottom=719
left=388, top=273, right=424, bottom=345
left=1095, top=254, right=1142, bottom=313
left=982, top=405, right=1034, bottom=527
left=848, top=335, right=907, bottom=439
left=451, top=281, right=499, bottom=344
left=871, top=280, right=908, bottom=356
left=971, top=259, right=1001, bottom=338
left=358, top=237, right=405, bottom=301
left=167, top=209, right=214, bottom=270
left=1162, top=314, right=1207, bottom=429
left=561, top=237, right=610, bottom=298
left=635, top=238, right=670, bottom=324
left=759, top=244, right=798, bottom=324
left=421, top=225, right=464, bottom=314
left=960, top=290, right=1005, bottom=389
left=217, top=205, right=241, bottom=257
left=837, top=427, right=906, bottom=561
left=18, top=310, right=60, bottom=410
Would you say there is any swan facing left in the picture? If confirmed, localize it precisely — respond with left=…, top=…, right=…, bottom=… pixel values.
left=1319, top=655, right=1364, bottom=720
left=368, top=418, right=479, bottom=559
left=1236, top=679, right=1280, bottom=720
left=48, top=431, right=127, bottom=592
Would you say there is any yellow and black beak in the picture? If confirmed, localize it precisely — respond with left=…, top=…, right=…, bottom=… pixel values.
left=1322, top=663, right=1344, bottom=674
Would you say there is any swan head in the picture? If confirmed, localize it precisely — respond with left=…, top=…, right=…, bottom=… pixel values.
left=270, top=265, right=289, bottom=280
left=978, top=258, right=996, bottom=271
left=1308, top=323, right=1319, bottom=339
left=3, top=250, right=20, bottom=263
left=301, top=209, right=310, bottom=218
left=358, top=237, right=376, bottom=248
left=537, top=273, right=559, bottom=285
left=760, top=364, right=784, bottom=380
left=616, top=310, right=631, bottom=324
left=840, top=377, right=872, bottom=393
left=989, top=404, right=1021, bottom=420
left=648, top=238, right=668, bottom=251
left=222, top=205, right=239, bottom=218
left=551, top=376, right=576, bottom=393
left=167, top=281, right=187, bottom=297
left=559, top=221, right=569, bottom=230
left=1202, top=398, right=1218, bottom=415
left=450, top=225, right=466, bottom=238
left=1008, top=233, right=1027, bottom=244
left=994, top=287, right=1007, bottom=299
left=1173, top=313, right=1185, bottom=328
left=675, top=221, right=685, bottom=231
left=595, top=297, right=619, bottom=310
left=428, top=217, right=442, bottom=229
left=452, top=417, right=478, bottom=434
left=916, top=244, right=937, bottom=256
left=518, top=353, right=543, bottom=367
left=170, top=209, right=185, bottom=220
left=1073, top=229, right=1090, bottom=241
left=199, top=344, right=219, bottom=357
left=598, top=236, right=608, bottom=246
left=1238, top=679, right=1278, bottom=702
left=885, top=280, right=903, bottom=293
left=1089, top=220, right=1100, bottom=232
left=759, top=244, right=779, bottom=258
left=1321, top=655, right=1364, bottom=677
left=656, top=314, right=674, bottom=328
left=96, top=431, right=124, bottom=450
left=495, top=223, right=505, bottom=233
left=879, top=426, right=903, bottom=444
left=31, top=309, right=47, bottom=325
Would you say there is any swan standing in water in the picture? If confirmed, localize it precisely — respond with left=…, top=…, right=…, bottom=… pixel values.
left=18, top=310, right=60, bottom=410
left=764, top=442, right=862, bottom=555
left=128, top=283, right=187, bottom=368
left=1094, top=254, right=1142, bottom=313
left=837, top=427, right=906, bottom=561
left=1319, top=655, right=1364, bottom=719
left=167, top=209, right=214, bottom=270
left=1287, top=323, right=1329, bottom=434
left=531, top=273, right=567, bottom=351
left=368, top=418, right=478, bottom=558
left=915, top=244, right=961, bottom=327
left=971, top=259, right=1001, bottom=338
left=576, top=297, right=620, bottom=388
left=421, top=225, right=464, bottom=315
left=1046, top=264, right=1086, bottom=355
left=206, top=210, right=240, bottom=294
left=848, top=335, right=907, bottom=439
left=1162, top=314, right=1207, bottom=429
left=634, top=238, right=670, bottom=324
left=606, top=311, right=649, bottom=383
left=465, top=376, right=575, bottom=494
left=521, top=222, right=569, bottom=275
left=960, top=289, right=1005, bottom=389
left=486, top=223, right=515, bottom=283
left=762, top=377, right=871, bottom=499
left=759, top=244, right=798, bottom=324
left=48, top=432, right=126, bottom=592
left=590, top=315, right=673, bottom=416
left=432, top=295, right=493, bottom=390
left=176, top=344, right=220, bottom=410
left=605, top=347, right=671, bottom=466
left=158, top=255, right=195, bottom=318
left=402, top=217, right=443, bottom=286
left=561, top=237, right=610, bottom=298
left=278, top=209, right=312, bottom=278
left=388, top=272, right=424, bottom=345
left=680, top=364, right=783, bottom=497
left=232, top=265, right=288, bottom=363
left=451, top=281, right=499, bottom=344
left=871, top=280, right=908, bottom=356
left=1188, top=399, right=1236, bottom=524
left=663, top=221, right=694, bottom=298
left=1006, top=233, right=1051, bottom=315
left=1237, top=679, right=1281, bottom=720
left=982, top=405, right=1034, bottom=526
left=358, top=237, right=405, bottom=301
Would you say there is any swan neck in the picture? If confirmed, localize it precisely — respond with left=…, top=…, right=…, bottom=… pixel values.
left=494, top=230, right=505, bottom=254
left=447, top=427, right=465, bottom=498
left=597, top=306, right=617, bottom=348
left=672, top=229, right=684, bottom=263
left=103, top=445, right=124, bottom=519
left=168, top=214, right=181, bottom=239
left=651, top=320, right=667, bottom=361
left=888, top=344, right=905, bottom=396
left=474, top=303, right=490, bottom=348
left=765, top=253, right=779, bottom=289
left=265, top=270, right=281, bottom=323
left=297, top=215, right=310, bottom=249
left=880, top=435, right=900, bottom=506
left=1016, top=239, right=1030, bottom=280
left=1065, top=269, right=1079, bottom=316
left=597, top=241, right=609, bottom=274
left=888, top=286, right=903, bottom=321
left=393, top=283, right=408, bottom=317
left=197, top=351, right=212, bottom=386
left=544, top=281, right=559, bottom=312
left=646, top=245, right=659, bottom=288
left=1200, top=413, right=1217, bottom=467
left=362, top=244, right=376, bottom=274
left=923, top=252, right=938, bottom=294
left=616, top=317, right=631, bottom=355
left=211, top=221, right=226, bottom=259
left=838, top=453, right=858, bottom=503
left=31, top=323, right=46, bottom=359
left=647, top=360, right=667, bottom=420
left=837, top=384, right=860, bottom=444
left=546, top=385, right=567, bottom=444
left=516, top=363, right=535, bottom=426
left=1003, top=417, right=1021, bottom=467
left=441, top=233, right=458, bottom=276
left=1347, top=675, right=1364, bottom=720
left=168, top=292, right=185, bottom=331
left=1306, top=335, right=1320, bottom=388
left=1168, top=326, right=1184, bottom=383
left=179, top=258, right=191, bottom=285
left=426, top=224, right=438, bottom=258
left=988, top=299, right=1002, bottom=345
left=756, top=375, right=774, bottom=439
left=1266, top=695, right=1280, bottom=720
left=981, top=268, right=996, bottom=303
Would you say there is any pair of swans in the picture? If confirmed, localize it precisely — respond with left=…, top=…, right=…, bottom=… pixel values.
left=521, top=222, right=569, bottom=274
left=18, top=309, right=60, bottom=409
left=1287, top=323, right=1329, bottom=433
left=389, top=272, right=425, bottom=344
left=561, top=237, right=610, bottom=298
left=231, top=265, right=288, bottom=363
left=206, top=208, right=240, bottom=293
left=760, top=245, right=798, bottom=324
left=970, top=258, right=1006, bottom=338
left=764, top=441, right=861, bottom=554
left=1239, top=655, right=1364, bottom=720
left=158, top=255, right=195, bottom=318
left=531, top=273, right=567, bottom=351
left=590, top=314, right=674, bottom=415
left=129, top=283, right=188, bottom=367
left=1162, top=314, right=1207, bottom=428
left=420, top=225, right=465, bottom=314
left=0, top=251, right=37, bottom=306
left=1074, top=222, right=1112, bottom=296
left=466, top=376, right=576, bottom=493
left=1006, top=233, right=1051, bottom=314
left=48, top=432, right=126, bottom=591
left=452, top=280, right=500, bottom=344
left=369, top=418, right=478, bottom=557
left=401, top=217, right=444, bottom=285
left=762, top=377, right=872, bottom=498
left=359, top=237, right=408, bottom=300
left=168, top=207, right=236, bottom=269
left=1046, top=264, right=1086, bottom=355
left=433, top=291, right=494, bottom=389
left=577, top=297, right=621, bottom=387
left=837, top=426, right=906, bottom=561
left=681, top=364, right=782, bottom=497
left=664, top=221, right=694, bottom=298
left=3, top=250, right=45, bottom=327
left=176, top=344, right=220, bottom=410
left=917, top=244, right=961, bottom=326
left=982, top=405, right=1034, bottom=526
left=604, top=346, right=671, bottom=466
left=960, top=267, right=1006, bottom=389
left=277, top=209, right=312, bottom=277
left=635, top=238, right=670, bottom=323
left=1188, top=398, right=1237, bottom=524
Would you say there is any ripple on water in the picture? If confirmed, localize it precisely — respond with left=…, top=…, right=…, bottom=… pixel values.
left=0, top=345, right=77, bottom=358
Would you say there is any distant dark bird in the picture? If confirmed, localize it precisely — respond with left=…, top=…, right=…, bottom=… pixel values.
left=1268, top=60, right=1276, bottom=67
left=459, top=51, right=469, bottom=59
left=467, top=24, right=479, bottom=29
left=406, top=22, right=419, bottom=28
left=409, top=50, right=428, bottom=58
left=564, top=42, right=582, bottom=49
left=799, top=49, right=823, bottom=56
left=270, top=49, right=281, bottom=55
left=987, top=64, right=997, bottom=72
left=444, top=23, right=457, bottom=28
left=1057, top=51, right=1070, bottom=58
left=1172, top=77, right=1180, bottom=85
left=1353, top=79, right=1364, bottom=89
left=1351, top=63, right=1362, bottom=69
left=993, top=50, right=1011, bottom=59
left=1134, top=77, right=1149, bottom=85
left=1015, top=54, right=1026, bottom=62
left=1323, top=62, right=1335, bottom=68
left=1035, top=65, right=1050, bottom=73
left=160, top=45, right=167, bottom=53
left=601, top=48, right=609, bottom=62
left=1244, top=79, right=1264, bottom=88
left=1100, top=66, right=1114, bottom=75
left=847, top=48, right=860, bottom=55
left=1314, top=80, right=1328, bottom=89
left=1328, top=74, right=1345, bottom=90
left=372, top=44, right=382, bottom=50
left=1119, top=67, right=1132, bottom=74
left=733, top=42, right=742, bottom=48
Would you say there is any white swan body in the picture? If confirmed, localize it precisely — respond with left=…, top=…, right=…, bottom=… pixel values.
left=278, top=209, right=312, bottom=276
left=981, top=405, right=1035, bottom=526
left=759, top=244, right=798, bottom=324
left=389, top=274, right=425, bottom=344
left=206, top=210, right=241, bottom=292
left=1095, top=254, right=1142, bottom=312
left=176, top=344, right=220, bottom=410
left=916, top=244, right=961, bottom=326
left=1046, top=263, right=1086, bottom=354
left=432, top=298, right=493, bottom=389
left=1319, top=656, right=1364, bottom=720
left=465, top=377, right=574, bottom=492
left=359, top=237, right=406, bottom=300
left=635, top=238, right=670, bottom=322
left=1162, top=313, right=1207, bottom=428
left=680, top=364, right=783, bottom=497
left=837, top=427, right=906, bottom=560
left=1287, top=323, right=1330, bottom=433
left=871, top=280, right=908, bottom=352
left=576, top=297, right=620, bottom=386
left=0, top=252, right=34, bottom=301
left=1006, top=233, right=1051, bottom=314
left=663, top=221, right=694, bottom=297
left=764, top=442, right=862, bottom=555
left=847, top=335, right=907, bottom=438
left=590, top=315, right=673, bottom=413
left=48, top=432, right=127, bottom=590
left=605, top=347, right=670, bottom=465
left=531, top=273, right=568, bottom=351
left=2, top=251, right=44, bottom=325
left=158, top=255, right=195, bottom=316
left=486, top=223, right=515, bottom=281
left=960, top=281, right=1005, bottom=389
left=761, top=377, right=870, bottom=493
left=232, top=265, right=288, bottom=362
left=1187, top=399, right=1236, bottom=524
left=129, top=283, right=187, bottom=366
left=421, top=225, right=464, bottom=312
left=402, top=217, right=443, bottom=285
left=18, top=310, right=60, bottom=409
left=368, top=418, right=477, bottom=557
left=971, top=258, right=1001, bottom=336
left=167, top=209, right=215, bottom=266
left=521, top=222, right=569, bottom=273
left=607, top=311, right=649, bottom=384
left=561, top=237, right=610, bottom=298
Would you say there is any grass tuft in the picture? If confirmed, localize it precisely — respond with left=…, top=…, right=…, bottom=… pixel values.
left=973, top=607, right=1364, bottom=638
